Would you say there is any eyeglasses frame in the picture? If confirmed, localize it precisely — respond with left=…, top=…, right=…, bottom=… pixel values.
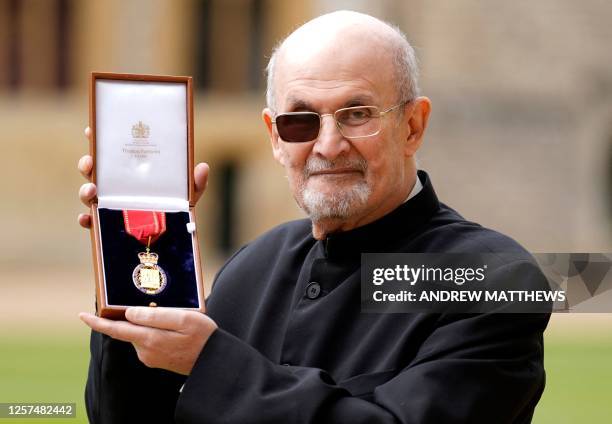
left=271, top=100, right=412, bottom=142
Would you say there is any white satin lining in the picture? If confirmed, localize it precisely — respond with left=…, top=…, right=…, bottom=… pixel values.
left=96, top=79, right=189, bottom=211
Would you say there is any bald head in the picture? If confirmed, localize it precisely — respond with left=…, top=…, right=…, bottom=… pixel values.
left=265, top=10, right=419, bottom=111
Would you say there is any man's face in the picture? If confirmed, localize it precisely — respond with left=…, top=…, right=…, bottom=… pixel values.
left=264, top=35, right=416, bottom=228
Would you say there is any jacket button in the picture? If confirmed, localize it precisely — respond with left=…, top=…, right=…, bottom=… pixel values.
left=306, top=282, right=321, bottom=299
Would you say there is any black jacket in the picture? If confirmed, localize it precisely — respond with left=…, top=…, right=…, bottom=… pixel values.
left=86, top=170, right=549, bottom=423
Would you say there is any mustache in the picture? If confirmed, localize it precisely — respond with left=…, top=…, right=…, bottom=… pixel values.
left=304, top=156, right=368, bottom=177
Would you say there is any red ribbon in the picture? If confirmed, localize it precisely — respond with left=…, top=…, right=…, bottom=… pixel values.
left=122, top=210, right=166, bottom=245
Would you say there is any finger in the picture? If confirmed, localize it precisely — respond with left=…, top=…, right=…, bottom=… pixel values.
left=78, top=155, right=93, bottom=180
left=193, top=162, right=209, bottom=203
left=79, top=183, right=97, bottom=207
left=78, top=213, right=91, bottom=229
left=84, top=126, right=92, bottom=140
left=79, top=312, right=149, bottom=344
left=126, top=307, right=195, bottom=332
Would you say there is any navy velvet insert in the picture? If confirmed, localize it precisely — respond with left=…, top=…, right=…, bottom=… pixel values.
left=98, top=208, right=200, bottom=308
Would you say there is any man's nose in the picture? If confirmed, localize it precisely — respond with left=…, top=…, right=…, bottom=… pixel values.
left=312, top=114, right=351, bottom=160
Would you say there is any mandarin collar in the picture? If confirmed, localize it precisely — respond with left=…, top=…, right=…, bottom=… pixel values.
left=321, top=170, right=440, bottom=260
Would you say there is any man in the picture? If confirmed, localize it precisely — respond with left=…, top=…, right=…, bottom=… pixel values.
left=78, top=11, right=549, bottom=423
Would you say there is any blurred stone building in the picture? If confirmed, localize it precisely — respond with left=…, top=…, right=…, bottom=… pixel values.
left=1, top=0, right=611, bottom=280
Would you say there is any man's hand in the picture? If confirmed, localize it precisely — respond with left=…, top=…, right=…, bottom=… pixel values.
left=77, top=126, right=210, bottom=228
left=79, top=307, right=218, bottom=375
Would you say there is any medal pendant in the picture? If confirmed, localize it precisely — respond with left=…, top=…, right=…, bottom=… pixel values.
left=132, top=249, right=167, bottom=295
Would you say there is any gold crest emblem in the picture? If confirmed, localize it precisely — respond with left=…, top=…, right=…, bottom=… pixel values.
left=132, top=249, right=167, bottom=295
left=131, top=121, right=150, bottom=139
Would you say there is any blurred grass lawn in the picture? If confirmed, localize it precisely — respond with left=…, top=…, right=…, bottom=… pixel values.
left=534, top=336, right=612, bottom=423
left=0, top=334, right=90, bottom=424
left=0, top=331, right=610, bottom=423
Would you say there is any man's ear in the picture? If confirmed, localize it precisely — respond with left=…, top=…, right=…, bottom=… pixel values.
left=262, top=108, right=284, bottom=164
left=403, top=96, right=431, bottom=157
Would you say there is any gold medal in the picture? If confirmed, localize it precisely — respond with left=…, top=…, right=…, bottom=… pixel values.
left=132, top=239, right=168, bottom=295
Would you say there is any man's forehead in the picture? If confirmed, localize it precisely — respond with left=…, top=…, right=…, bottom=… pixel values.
left=275, top=43, right=394, bottom=108
left=283, top=91, right=378, bottom=111
left=279, top=24, right=392, bottom=69
left=275, top=56, right=393, bottom=110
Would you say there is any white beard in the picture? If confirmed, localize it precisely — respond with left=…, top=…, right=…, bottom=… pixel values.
left=297, top=155, right=371, bottom=221
left=302, top=182, right=371, bottom=221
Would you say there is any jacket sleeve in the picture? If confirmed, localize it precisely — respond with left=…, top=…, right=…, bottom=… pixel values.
left=85, top=330, right=186, bottom=423
left=175, top=261, right=549, bottom=424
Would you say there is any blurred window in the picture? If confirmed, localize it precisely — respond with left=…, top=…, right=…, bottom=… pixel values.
left=0, top=0, right=73, bottom=92
left=193, top=0, right=212, bottom=90
left=217, top=161, right=239, bottom=254
left=194, top=0, right=265, bottom=92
